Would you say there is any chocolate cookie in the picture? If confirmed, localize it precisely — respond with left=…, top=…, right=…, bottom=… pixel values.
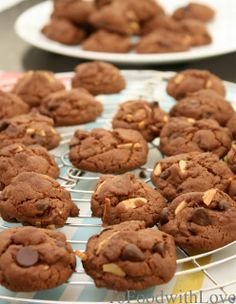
left=82, top=221, right=176, bottom=291
left=0, top=90, right=29, bottom=119
left=12, top=71, right=65, bottom=108
left=0, top=143, right=59, bottom=190
left=0, top=226, right=76, bottom=291
left=0, top=112, right=60, bottom=150
left=160, top=117, right=232, bottom=157
left=91, top=173, right=166, bottom=227
left=160, top=189, right=236, bottom=252
left=42, top=18, right=86, bottom=45
left=39, top=88, right=103, bottom=126
left=151, top=152, right=233, bottom=201
left=112, top=100, right=168, bottom=142
left=225, top=144, right=236, bottom=174
left=0, top=172, right=79, bottom=228
left=82, top=30, right=131, bottom=53
left=226, top=114, right=236, bottom=140
left=167, top=69, right=226, bottom=100
left=69, top=128, right=148, bottom=174
left=72, top=61, right=125, bottom=95
left=170, top=90, right=234, bottom=126
left=173, top=2, right=215, bottom=22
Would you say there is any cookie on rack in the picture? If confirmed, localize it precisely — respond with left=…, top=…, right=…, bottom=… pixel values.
left=12, top=71, right=65, bottom=108
left=82, top=221, right=176, bottom=291
left=0, top=143, right=59, bottom=190
left=112, top=100, right=168, bottom=142
left=0, top=90, right=29, bottom=119
left=69, top=128, right=148, bottom=174
left=167, top=69, right=226, bottom=100
left=159, top=189, right=236, bottom=252
left=151, top=152, right=234, bottom=201
left=160, top=117, right=232, bottom=157
left=0, top=172, right=79, bottom=228
left=0, top=112, right=60, bottom=150
left=39, top=88, right=103, bottom=126
left=72, top=61, right=125, bottom=95
left=91, top=173, right=166, bottom=227
left=0, top=226, right=76, bottom=291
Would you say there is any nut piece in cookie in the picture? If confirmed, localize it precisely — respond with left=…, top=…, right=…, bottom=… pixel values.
left=173, top=2, right=215, bottom=22
left=82, top=221, right=176, bottom=291
left=0, top=226, right=76, bottom=291
left=12, top=71, right=65, bottom=108
left=160, top=189, right=236, bottom=252
left=72, top=61, right=125, bottom=95
left=160, top=117, right=232, bottom=157
left=112, top=100, right=168, bottom=142
left=91, top=173, right=166, bottom=227
left=0, top=172, right=79, bottom=228
left=0, top=143, right=59, bottom=190
left=0, top=90, right=29, bottom=119
left=151, top=152, right=234, bottom=201
left=69, top=128, right=148, bottom=174
left=167, top=69, right=226, bottom=100
left=39, top=88, right=103, bottom=126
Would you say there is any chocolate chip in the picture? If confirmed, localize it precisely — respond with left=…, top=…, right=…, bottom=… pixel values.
left=160, top=169, right=171, bottom=180
left=159, top=207, right=169, bottom=225
left=191, top=208, right=211, bottom=226
left=121, top=244, right=145, bottom=262
left=36, top=201, right=49, bottom=211
left=139, top=170, right=147, bottom=179
left=217, top=201, right=230, bottom=211
left=0, top=121, right=9, bottom=132
left=152, top=242, right=165, bottom=258
left=151, top=101, right=159, bottom=107
left=16, top=246, right=39, bottom=267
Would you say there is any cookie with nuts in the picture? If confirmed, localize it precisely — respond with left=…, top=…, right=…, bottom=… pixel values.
left=91, top=173, right=166, bottom=227
left=167, top=69, right=226, bottom=100
left=160, top=189, right=236, bottom=252
left=160, top=117, right=232, bottom=157
left=0, top=172, right=79, bottom=228
left=151, top=152, right=234, bottom=201
left=69, top=128, right=148, bottom=174
left=82, top=221, right=176, bottom=291
left=0, top=90, right=29, bottom=119
left=112, top=100, right=168, bottom=142
left=0, top=226, right=76, bottom=291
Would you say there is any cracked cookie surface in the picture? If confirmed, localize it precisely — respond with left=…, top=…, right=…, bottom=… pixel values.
left=0, top=90, right=29, bottom=119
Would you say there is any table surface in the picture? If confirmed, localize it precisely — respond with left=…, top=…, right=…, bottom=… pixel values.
left=1, top=0, right=236, bottom=82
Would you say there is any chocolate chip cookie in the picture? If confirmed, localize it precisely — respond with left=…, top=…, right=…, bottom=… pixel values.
left=72, top=61, right=125, bottom=95
left=69, top=128, right=148, bottom=174
left=0, top=172, right=79, bottom=228
left=0, top=90, right=29, bottom=119
left=0, top=112, right=60, bottom=150
left=0, top=143, right=59, bottom=190
left=12, top=71, right=65, bottom=108
left=170, top=90, right=234, bottom=126
left=91, top=173, right=166, bottom=227
left=39, top=88, right=103, bottom=126
left=167, top=69, right=226, bottom=100
left=151, top=152, right=234, bottom=201
left=112, top=100, right=168, bottom=142
left=226, top=114, right=236, bottom=140
left=82, top=221, right=176, bottom=291
left=0, top=226, right=76, bottom=291
left=160, top=189, right=236, bottom=252
left=160, top=117, right=232, bottom=157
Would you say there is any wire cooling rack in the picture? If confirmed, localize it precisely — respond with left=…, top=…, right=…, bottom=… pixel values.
left=0, top=70, right=236, bottom=303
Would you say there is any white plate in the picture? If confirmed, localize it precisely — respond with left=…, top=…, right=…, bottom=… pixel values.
left=15, top=0, right=236, bottom=65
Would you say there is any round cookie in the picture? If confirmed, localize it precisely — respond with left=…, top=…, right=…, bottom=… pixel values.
left=0, top=226, right=76, bottom=291
left=69, top=128, right=148, bottom=174
left=167, top=69, right=226, bottom=100
left=0, top=112, right=60, bottom=150
left=0, top=143, right=59, bottom=190
left=151, top=152, right=234, bottom=201
left=112, top=100, right=168, bottom=142
left=39, top=88, right=103, bottom=126
left=0, top=172, right=79, bottom=228
left=82, top=221, right=176, bottom=291
left=225, top=144, right=236, bottom=174
left=169, top=90, right=234, bottom=126
left=160, top=117, right=232, bottom=157
left=72, top=61, right=125, bottom=95
left=173, top=2, right=215, bottom=22
left=226, top=114, right=236, bottom=140
left=0, top=90, right=29, bottom=119
left=12, top=71, right=65, bottom=108
left=160, top=189, right=236, bottom=252
left=91, top=173, right=166, bottom=227
left=82, top=30, right=131, bottom=53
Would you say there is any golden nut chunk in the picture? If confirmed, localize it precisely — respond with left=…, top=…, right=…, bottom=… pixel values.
left=119, top=197, right=147, bottom=209
left=202, top=189, right=217, bottom=206
left=35, top=129, right=46, bottom=137
left=174, top=74, right=185, bottom=84
left=154, top=163, right=162, bottom=176
left=138, top=121, right=146, bottom=129
left=179, top=160, right=187, bottom=174
left=26, top=128, right=35, bottom=135
left=187, top=118, right=196, bottom=124
left=175, top=200, right=187, bottom=215
left=102, top=263, right=126, bottom=277
left=117, top=143, right=133, bottom=149
left=126, top=114, right=133, bottom=122
left=96, top=181, right=105, bottom=194
left=14, top=145, right=24, bottom=153
left=205, top=80, right=212, bottom=89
